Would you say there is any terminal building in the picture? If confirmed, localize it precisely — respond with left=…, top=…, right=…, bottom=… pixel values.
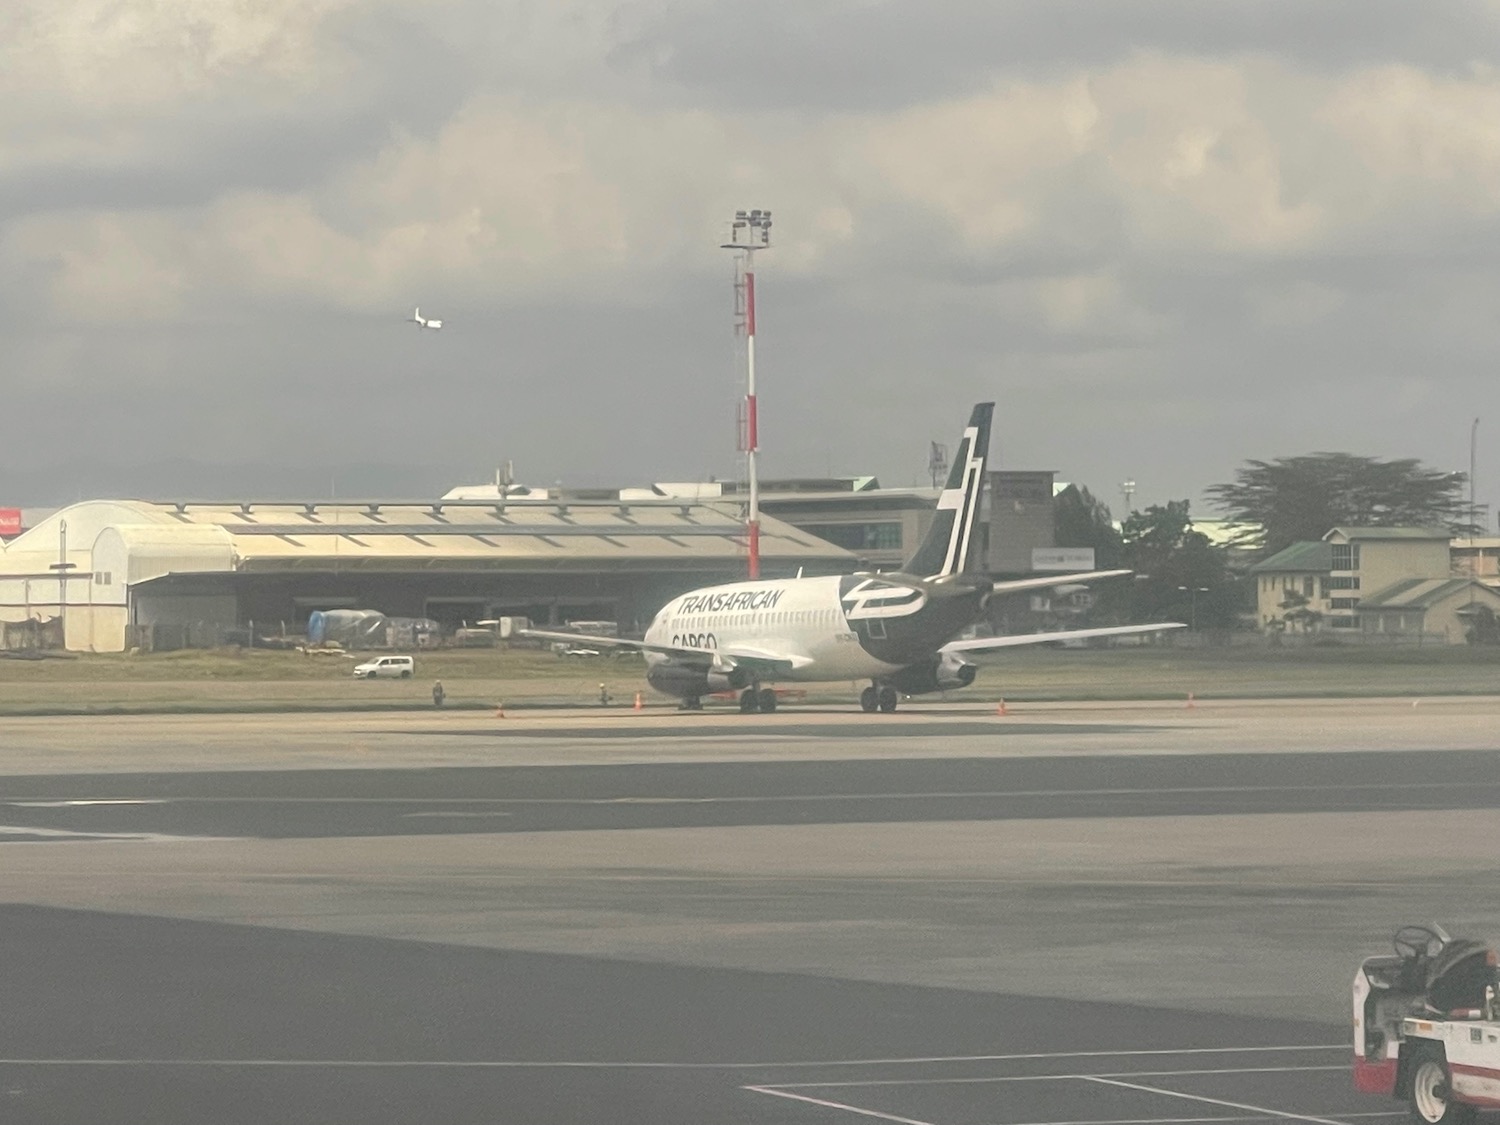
left=0, top=471, right=1073, bottom=653
left=0, top=498, right=853, bottom=652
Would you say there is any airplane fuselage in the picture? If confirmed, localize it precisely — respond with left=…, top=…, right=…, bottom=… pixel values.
left=641, top=574, right=986, bottom=694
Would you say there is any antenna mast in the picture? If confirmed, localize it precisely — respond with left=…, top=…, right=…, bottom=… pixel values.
left=928, top=442, right=949, bottom=488
left=721, top=209, right=772, bottom=579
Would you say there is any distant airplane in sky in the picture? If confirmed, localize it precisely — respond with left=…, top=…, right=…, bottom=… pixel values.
left=410, top=307, right=443, bottom=330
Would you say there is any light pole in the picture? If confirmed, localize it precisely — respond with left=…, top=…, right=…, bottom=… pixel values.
left=1177, top=584, right=1209, bottom=630
left=721, top=209, right=772, bottom=579
left=50, top=518, right=76, bottom=651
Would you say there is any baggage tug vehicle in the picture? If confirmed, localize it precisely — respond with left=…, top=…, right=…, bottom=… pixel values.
left=1354, top=924, right=1500, bottom=1122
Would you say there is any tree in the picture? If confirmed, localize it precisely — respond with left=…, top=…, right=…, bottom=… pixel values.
left=1462, top=604, right=1500, bottom=646
left=1276, top=589, right=1323, bottom=634
left=1119, top=500, right=1240, bottom=629
left=1053, top=484, right=1123, bottom=568
left=1207, top=453, right=1471, bottom=557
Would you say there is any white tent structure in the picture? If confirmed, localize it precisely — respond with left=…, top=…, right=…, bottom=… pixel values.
left=0, top=498, right=853, bottom=652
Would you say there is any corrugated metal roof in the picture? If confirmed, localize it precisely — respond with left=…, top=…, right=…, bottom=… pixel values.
left=1358, top=577, right=1489, bottom=609
left=1323, top=526, right=1449, bottom=541
left=0, top=498, right=856, bottom=572
left=1250, top=541, right=1333, bottom=573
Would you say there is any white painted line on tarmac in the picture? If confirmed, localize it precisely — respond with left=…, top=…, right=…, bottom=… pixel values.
left=399, top=812, right=513, bottom=819
left=974, top=1117, right=1305, bottom=1125
left=766, top=1064, right=1345, bottom=1090
left=744, top=1086, right=938, bottom=1125
left=10, top=800, right=167, bottom=807
left=1081, top=1075, right=1351, bottom=1125
left=0, top=1045, right=1347, bottom=1071
left=981, top=1118, right=1398, bottom=1125
left=2, top=780, right=1490, bottom=807
left=0, top=826, right=232, bottom=843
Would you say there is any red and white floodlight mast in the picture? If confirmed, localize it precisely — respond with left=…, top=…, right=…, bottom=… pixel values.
left=721, top=209, right=772, bottom=578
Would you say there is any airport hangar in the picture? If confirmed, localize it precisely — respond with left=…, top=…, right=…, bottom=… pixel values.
left=0, top=498, right=856, bottom=653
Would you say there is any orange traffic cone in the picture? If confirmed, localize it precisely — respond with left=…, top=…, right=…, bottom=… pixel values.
left=996, top=699, right=1009, bottom=716
left=633, top=692, right=643, bottom=712
left=495, top=702, right=506, bottom=719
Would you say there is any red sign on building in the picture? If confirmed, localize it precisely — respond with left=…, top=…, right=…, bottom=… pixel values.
left=0, top=508, right=22, bottom=537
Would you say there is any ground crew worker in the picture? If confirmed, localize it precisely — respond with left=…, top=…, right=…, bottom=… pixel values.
left=432, top=679, right=445, bottom=707
left=599, top=682, right=611, bottom=706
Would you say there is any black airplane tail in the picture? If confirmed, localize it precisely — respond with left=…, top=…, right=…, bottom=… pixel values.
left=902, top=402, right=993, bottom=579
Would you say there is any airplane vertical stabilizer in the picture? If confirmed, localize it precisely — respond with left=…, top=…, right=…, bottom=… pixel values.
left=902, top=402, right=993, bottom=579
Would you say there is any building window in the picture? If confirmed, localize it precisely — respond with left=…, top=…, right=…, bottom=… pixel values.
left=1330, top=597, right=1359, bottom=610
left=1303, top=576, right=1315, bottom=597
left=1322, top=576, right=1360, bottom=592
left=1331, top=543, right=1360, bottom=570
left=1329, top=615, right=1361, bottom=629
left=801, top=522, right=903, bottom=551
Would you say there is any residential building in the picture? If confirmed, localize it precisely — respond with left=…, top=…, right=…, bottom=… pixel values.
left=1251, top=526, right=1493, bottom=643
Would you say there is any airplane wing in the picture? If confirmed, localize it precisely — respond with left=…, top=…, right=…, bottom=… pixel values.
left=851, top=571, right=989, bottom=599
left=518, top=629, right=709, bottom=660
left=942, top=622, right=1186, bottom=653
left=518, top=630, right=814, bottom=672
left=855, top=569, right=1132, bottom=598
left=987, top=569, right=1132, bottom=595
left=717, top=644, right=815, bottom=672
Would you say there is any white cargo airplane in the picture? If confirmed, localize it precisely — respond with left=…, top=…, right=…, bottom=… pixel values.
left=410, top=307, right=442, bottom=330
left=524, top=403, right=1184, bottom=713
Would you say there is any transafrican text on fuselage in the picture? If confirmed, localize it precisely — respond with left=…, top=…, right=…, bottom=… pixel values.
left=678, top=588, right=787, bottom=615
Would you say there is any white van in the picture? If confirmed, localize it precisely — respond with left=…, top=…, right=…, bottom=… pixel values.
left=352, top=655, right=415, bottom=679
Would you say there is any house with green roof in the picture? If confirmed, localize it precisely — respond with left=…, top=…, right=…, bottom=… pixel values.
left=1354, top=577, right=1500, bottom=641
left=1250, top=526, right=1495, bottom=642
left=1251, top=541, right=1337, bottom=632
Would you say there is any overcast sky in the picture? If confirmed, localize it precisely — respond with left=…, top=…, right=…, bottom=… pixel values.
left=6, top=1, right=1500, bottom=514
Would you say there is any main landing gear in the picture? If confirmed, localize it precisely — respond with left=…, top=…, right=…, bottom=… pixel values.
left=739, top=687, right=779, bottom=714
left=860, top=684, right=899, bottom=714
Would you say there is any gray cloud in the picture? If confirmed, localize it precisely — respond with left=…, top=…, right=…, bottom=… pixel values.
left=7, top=1, right=1500, bottom=523
left=613, top=0, right=1500, bottom=112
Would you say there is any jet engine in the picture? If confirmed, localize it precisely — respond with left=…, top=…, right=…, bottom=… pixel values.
left=885, top=652, right=978, bottom=696
left=646, top=660, right=751, bottom=699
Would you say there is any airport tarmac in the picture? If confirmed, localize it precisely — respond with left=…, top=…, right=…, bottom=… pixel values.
left=1, top=698, right=1498, bottom=1123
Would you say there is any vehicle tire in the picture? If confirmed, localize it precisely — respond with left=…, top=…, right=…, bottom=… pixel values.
left=758, top=687, right=778, bottom=713
left=739, top=689, right=760, bottom=714
left=1409, top=1050, right=1475, bottom=1125
left=860, top=686, right=878, bottom=713
left=400, top=670, right=412, bottom=679
left=878, top=686, right=899, bottom=714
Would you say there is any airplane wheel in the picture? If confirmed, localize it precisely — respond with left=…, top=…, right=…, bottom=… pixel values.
left=758, top=688, right=778, bottom=713
left=860, top=687, right=878, bottom=713
left=739, top=689, right=760, bottom=714
left=878, top=686, right=899, bottom=714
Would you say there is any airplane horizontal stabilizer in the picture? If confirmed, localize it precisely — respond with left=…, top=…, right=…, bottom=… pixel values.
left=941, top=622, right=1186, bottom=653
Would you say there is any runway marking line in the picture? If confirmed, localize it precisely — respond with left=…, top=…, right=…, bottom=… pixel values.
left=1083, top=1074, right=1351, bottom=1125
left=744, top=1085, right=936, bottom=1125
left=3, top=781, right=1492, bottom=805
left=0, top=1044, right=1347, bottom=1070
left=743, top=1049, right=1363, bottom=1125
left=764, top=1064, right=1346, bottom=1089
